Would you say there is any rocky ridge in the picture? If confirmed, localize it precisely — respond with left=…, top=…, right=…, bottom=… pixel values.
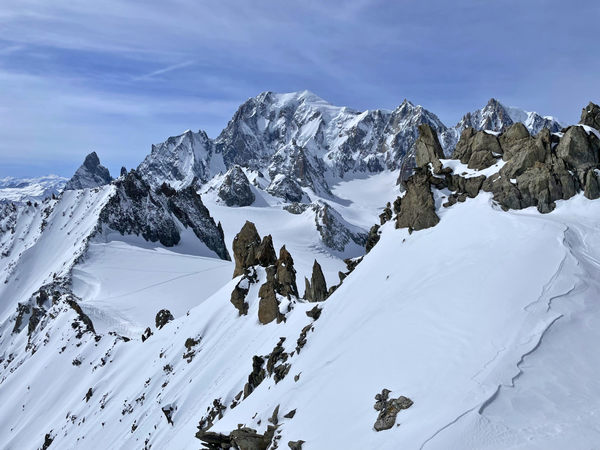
left=64, top=152, right=113, bottom=191
left=376, top=103, right=600, bottom=239
left=97, top=170, right=230, bottom=260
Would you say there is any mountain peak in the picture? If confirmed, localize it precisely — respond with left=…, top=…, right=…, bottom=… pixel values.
left=64, top=152, right=113, bottom=191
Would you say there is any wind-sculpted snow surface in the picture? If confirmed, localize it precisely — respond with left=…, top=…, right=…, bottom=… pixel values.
left=1, top=180, right=598, bottom=449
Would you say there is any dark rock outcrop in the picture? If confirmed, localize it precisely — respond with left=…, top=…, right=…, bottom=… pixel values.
left=232, top=221, right=262, bottom=278
left=64, top=152, right=113, bottom=191
left=373, top=389, right=413, bottom=432
left=155, top=309, right=174, bottom=330
left=244, top=355, right=266, bottom=398
left=580, top=102, right=600, bottom=131
left=258, top=267, right=284, bottom=325
left=275, top=245, right=298, bottom=298
left=555, top=125, right=599, bottom=171
left=266, top=176, right=306, bottom=203
left=196, top=425, right=277, bottom=450
left=414, top=124, right=445, bottom=174
left=230, top=224, right=299, bottom=323
left=97, top=171, right=230, bottom=260
left=304, top=260, right=328, bottom=303
left=395, top=169, right=440, bottom=231
left=218, top=165, right=256, bottom=207
left=256, top=235, right=277, bottom=267
left=365, top=224, right=380, bottom=253
left=453, top=128, right=502, bottom=170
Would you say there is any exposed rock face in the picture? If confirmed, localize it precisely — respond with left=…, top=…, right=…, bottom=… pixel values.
left=453, top=128, right=502, bottom=170
left=196, top=425, right=277, bottom=450
left=137, top=129, right=220, bottom=190
left=580, top=102, right=600, bottom=130
left=275, top=246, right=299, bottom=298
left=480, top=124, right=599, bottom=210
left=312, top=201, right=368, bottom=251
left=365, top=224, right=381, bottom=253
left=244, top=355, right=266, bottom=398
left=64, top=152, right=113, bottom=191
left=97, top=171, right=230, bottom=260
left=304, top=260, right=328, bottom=303
left=283, top=201, right=368, bottom=252
left=258, top=267, right=283, bottom=325
left=256, top=235, right=277, bottom=267
left=395, top=169, right=440, bottom=231
left=155, top=309, right=174, bottom=330
left=230, top=223, right=299, bottom=323
left=555, top=125, right=599, bottom=170
left=232, top=221, right=262, bottom=278
left=373, top=389, right=413, bottom=431
left=218, top=165, right=256, bottom=207
left=266, top=175, right=306, bottom=203
left=414, top=124, right=445, bottom=174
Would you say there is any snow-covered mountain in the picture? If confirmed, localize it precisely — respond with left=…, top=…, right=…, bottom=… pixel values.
left=138, top=91, right=450, bottom=198
left=0, top=97, right=597, bottom=450
left=0, top=175, right=67, bottom=204
left=137, top=91, right=567, bottom=199
left=441, top=98, right=566, bottom=149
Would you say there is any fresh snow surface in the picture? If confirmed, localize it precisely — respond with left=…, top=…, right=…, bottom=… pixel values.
left=72, top=239, right=233, bottom=337
left=441, top=158, right=507, bottom=179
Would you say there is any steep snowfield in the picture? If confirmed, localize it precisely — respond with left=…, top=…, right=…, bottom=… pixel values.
left=0, top=187, right=114, bottom=318
left=1, top=184, right=597, bottom=449
left=72, top=238, right=233, bottom=337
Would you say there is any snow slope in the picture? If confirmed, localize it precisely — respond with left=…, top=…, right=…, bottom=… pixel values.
left=1, top=186, right=597, bottom=449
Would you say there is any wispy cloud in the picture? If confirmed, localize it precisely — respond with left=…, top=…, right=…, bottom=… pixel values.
left=133, top=60, right=196, bottom=81
left=0, top=0, right=598, bottom=177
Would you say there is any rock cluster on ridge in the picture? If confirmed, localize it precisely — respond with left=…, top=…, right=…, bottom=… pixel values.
left=230, top=222, right=300, bottom=324
left=389, top=104, right=600, bottom=238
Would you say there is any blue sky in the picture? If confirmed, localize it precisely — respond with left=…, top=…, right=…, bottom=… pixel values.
left=0, top=0, right=598, bottom=178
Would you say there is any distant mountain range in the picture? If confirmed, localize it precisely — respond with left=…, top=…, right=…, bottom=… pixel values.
left=0, top=174, right=67, bottom=204
left=1, top=93, right=566, bottom=206
left=137, top=91, right=566, bottom=199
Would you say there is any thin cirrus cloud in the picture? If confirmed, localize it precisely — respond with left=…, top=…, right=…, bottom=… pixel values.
left=0, top=0, right=598, bottom=178
left=134, top=60, right=197, bottom=81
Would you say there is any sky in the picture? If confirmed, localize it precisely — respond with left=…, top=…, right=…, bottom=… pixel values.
left=0, top=0, right=598, bottom=178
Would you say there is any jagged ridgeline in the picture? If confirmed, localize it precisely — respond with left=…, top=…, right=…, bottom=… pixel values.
left=367, top=103, right=600, bottom=247
left=135, top=91, right=565, bottom=204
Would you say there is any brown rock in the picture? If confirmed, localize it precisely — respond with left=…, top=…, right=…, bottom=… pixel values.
left=275, top=246, right=299, bottom=298
left=415, top=123, right=445, bottom=174
left=395, top=168, right=440, bottom=231
left=580, top=101, right=600, bottom=131
left=304, top=260, right=328, bottom=303
left=232, top=221, right=261, bottom=278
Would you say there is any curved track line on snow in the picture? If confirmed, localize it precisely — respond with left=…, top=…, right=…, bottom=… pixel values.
left=94, top=263, right=232, bottom=301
